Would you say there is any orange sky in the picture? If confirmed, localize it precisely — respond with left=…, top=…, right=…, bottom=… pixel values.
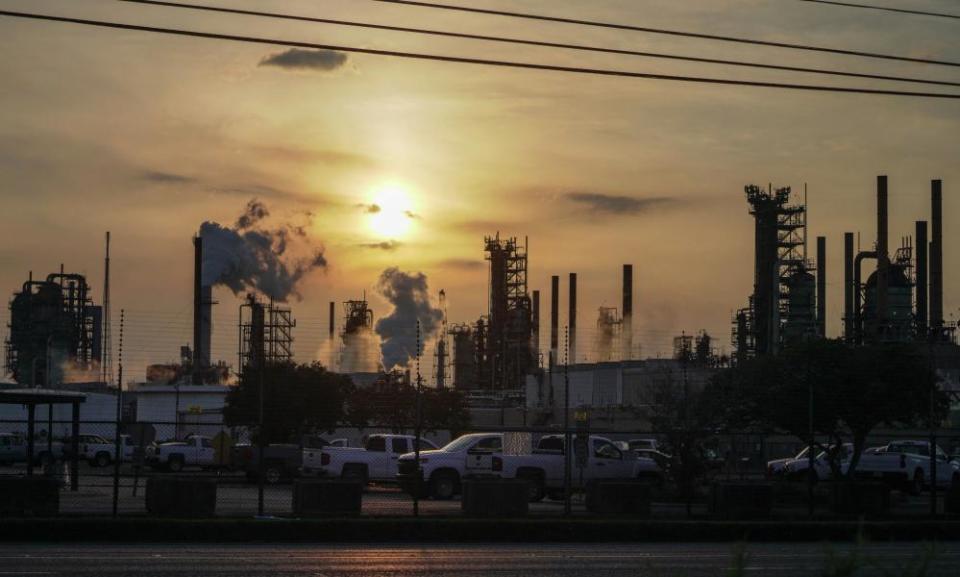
left=1, top=0, right=958, bottom=378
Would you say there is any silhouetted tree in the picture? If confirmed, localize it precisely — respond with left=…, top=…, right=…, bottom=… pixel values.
left=705, top=340, right=948, bottom=477
left=224, top=361, right=351, bottom=444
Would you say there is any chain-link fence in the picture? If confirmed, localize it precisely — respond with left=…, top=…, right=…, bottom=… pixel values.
left=2, top=417, right=960, bottom=519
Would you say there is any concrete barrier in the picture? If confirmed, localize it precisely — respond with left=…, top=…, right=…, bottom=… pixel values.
left=461, top=479, right=529, bottom=518
left=709, top=482, right=773, bottom=519
left=585, top=481, right=651, bottom=516
left=293, top=480, right=362, bottom=516
left=830, top=481, right=891, bottom=516
left=145, top=476, right=217, bottom=518
left=0, top=476, right=59, bottom=517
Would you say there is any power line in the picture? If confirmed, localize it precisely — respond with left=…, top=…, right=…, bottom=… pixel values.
left=2, top=10, right=959, bottom=99
left=113, top=0, right=960, bottom=88
left=794, top=0, right=960, bottom=20
left=366, top=0, right=960, bottom=68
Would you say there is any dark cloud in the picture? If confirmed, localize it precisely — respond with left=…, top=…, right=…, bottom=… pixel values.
left=566, top=192, right=675, bottom=214
left=438, top=258, right=484, bottom=270
left=259, top=48, right=349, bottom=71
left=356, top=203, right=381, bottom=214
left=360, top=240, right=402, bottom=251
left=139, top=170, right=196, bottom=184
left=404, top=210, right=420, bottom=219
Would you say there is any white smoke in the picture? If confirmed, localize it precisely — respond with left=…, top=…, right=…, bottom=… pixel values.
left=374, top=268, right=443, bottom=371
left=200, top=199, right=326, bottom=302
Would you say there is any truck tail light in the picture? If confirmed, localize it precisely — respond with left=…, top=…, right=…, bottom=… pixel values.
left=492, top=456, right=503, bottom=472
left=321, top=453, right=331, bottom=466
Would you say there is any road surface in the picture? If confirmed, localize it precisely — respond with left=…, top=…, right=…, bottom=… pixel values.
left=1, top=542, right=958, bottom=576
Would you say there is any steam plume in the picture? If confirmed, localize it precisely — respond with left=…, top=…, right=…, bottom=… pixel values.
left=374, top=268, right=443, bottom=370
left=200, top=199, right=327, bottom=302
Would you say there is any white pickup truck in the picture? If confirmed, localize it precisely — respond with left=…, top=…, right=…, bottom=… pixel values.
left=489, top=434, right=663, bottom=502
left=396, top=432, right=503, bottom=500
left=782, top=440, right=960, bottom=493
left=301, top=433, right=439, bottom=484
left=145, top=434, right=215, bottom=472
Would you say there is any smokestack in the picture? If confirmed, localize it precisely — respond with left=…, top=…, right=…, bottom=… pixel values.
left=532, top=289, right=540, bottom=357
left=930, top=179, right=943, bottom=337
left=876, top=175, right=889, bottom=337
left=844, top=232, right=854, bottom=341
left=200, top=286, right=212, bottom=369
left=916, top=221, right=928, bottom=337
left=816, top=236, right=826, bottom=338
left=329, top=301, right=335, bottom=337
left=622, top=264, right=633, bottom=360
left=192, top=235, right=203, bottom=384
left=550, top=275, right=559, bottom=358
left=568, top=273, right=577, bottom=364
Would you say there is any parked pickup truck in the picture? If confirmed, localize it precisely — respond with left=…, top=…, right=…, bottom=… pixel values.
left=302, top=434, right=439, bottom=483
left=70, top=434, right=139, bottom=467
left=0, top=432, right=67, bottom=466
left=489, top=434, right=664, bottom=502
left=782, top=441, right=960, bottom=493
left=145, top=434, right=215, bottom=472
left=396, top=432, right=503, bottom=500
left=232, top=443, right=302, bottom=484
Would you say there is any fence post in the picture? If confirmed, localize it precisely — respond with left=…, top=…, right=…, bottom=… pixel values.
left=257, top=364, right=265, bottom=517
left=930, top=431, right=937, bottom=518
left=413, top=320, right=422, bottom=518
left=112, top=310, right=124, bottom=518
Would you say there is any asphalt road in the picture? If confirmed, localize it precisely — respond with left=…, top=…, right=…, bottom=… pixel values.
left=1, top=543, right=959, bottom=576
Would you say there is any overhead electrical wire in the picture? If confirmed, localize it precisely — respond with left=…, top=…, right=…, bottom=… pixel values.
left=366, top=0, right=960, bottom=68
left=1, top=10, right=959, bottom=99
left=113, top=0, right=960, bottom=88
left=794, top=0, right=960, bottom=20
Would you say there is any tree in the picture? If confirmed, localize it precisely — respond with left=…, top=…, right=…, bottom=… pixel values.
left=704, top=340, right=948, bottom=478
left=224, top=361, right=351, bottom=444
left=343, top=372, right=471, bottom=434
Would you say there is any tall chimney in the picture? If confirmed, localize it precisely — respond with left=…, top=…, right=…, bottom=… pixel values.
left=568, top=273, right=577, bottom=363
left=816, top=236, right=826, bottom=338
left=192, top=235, right=203, bottom=384
left=550, top=275, right=559, bottom=360
left=916, top=221, right=928, bottom=337
left=876, top=175, right=889, bottom=338
left=329, top=301, right=335, bottom=337
left=843, top=232, right=854, bottom=341
left=930, top=179, right=943, bottom=337
left=532, top=289, right=540, bottom=357
left=622, top=264, right=633, bottom=360
left=200, top=286, right=212, bottom=369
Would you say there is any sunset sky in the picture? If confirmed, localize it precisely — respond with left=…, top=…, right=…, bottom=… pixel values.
left=1, top=0, right=957, bottom=379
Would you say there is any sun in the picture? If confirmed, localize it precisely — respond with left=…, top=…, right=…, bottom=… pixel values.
left=368, top=184, right=415, bottom=239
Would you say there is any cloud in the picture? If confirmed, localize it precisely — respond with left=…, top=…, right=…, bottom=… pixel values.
left=356, top=203, right=381, bottom=214
left=404, top=210, right=420, bottom=219
left=360, top=240, right=402, bottom=251
left=259, top=48, right=349, bottom=72
left=566, top=192, right=675, bottom=214
left=438, top=258, right=484, bottom=270
left=139, top=169, right=196, bottom=184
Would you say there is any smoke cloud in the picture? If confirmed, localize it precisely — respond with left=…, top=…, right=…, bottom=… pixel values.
left=566, top=192, right=674, bottom=214
left=374, top=268, right=443, bottom=371
left=259, top=48, right=349, bottom=71
left=200, top=199, right=327, bottom=302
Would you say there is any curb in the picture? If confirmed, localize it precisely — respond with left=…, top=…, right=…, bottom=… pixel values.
left=3, top=518, right=960, bottom=542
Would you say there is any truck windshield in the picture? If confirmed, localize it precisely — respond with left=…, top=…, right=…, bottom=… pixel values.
left=441, top=434, right=493, bottom=453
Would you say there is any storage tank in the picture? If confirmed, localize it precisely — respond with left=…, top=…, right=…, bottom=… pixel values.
left=863, top=266, right=913, bottom=341
left=782, top=269, right=816, bottom=345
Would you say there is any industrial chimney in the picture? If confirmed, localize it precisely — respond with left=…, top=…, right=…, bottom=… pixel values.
left=930, top=179, right=944, bottom=338
left=192, top=236, right=203, bottom=384
left=843, top=232, right=854, bottom=342
left=532, top=289, right=540, bottom=358
left=550, top=275, right=559, bottom=362
left=916, top=221, right=928, bottom=337
left=329, top=301, right=335, bottom=337
left=816, top=237, right=826, bottom=338
left=876, top=175, right=889, bottom=338
left=568, top=273, right=577, bottom=364
left=622, top=264, right=633, bottom=360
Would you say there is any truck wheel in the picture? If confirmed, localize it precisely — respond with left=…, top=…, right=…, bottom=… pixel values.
left=911, top=469, right=924, bottom=496
left=265, top=465, right=283, bottom=485
left=342, top=465, right=368, bottom=485
left=518, top=471, right=545, bottom=502
left=429, top=471, right=459, bottom=500
left=94, top=452, right=111, bottom=468
left=168, top=456, right=185, bottom=473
